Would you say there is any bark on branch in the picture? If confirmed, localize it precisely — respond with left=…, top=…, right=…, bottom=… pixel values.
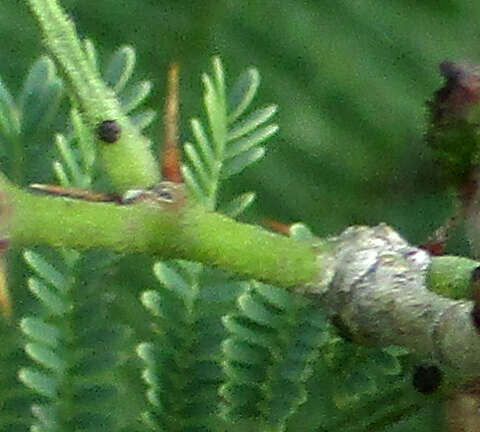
left=297, top=224, right=480, bottom=378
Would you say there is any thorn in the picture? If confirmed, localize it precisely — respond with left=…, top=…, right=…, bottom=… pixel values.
left=419, top=239, right=446, bottom=257
left=0, top=257, right=11, bottom=321
left=419, top=206, right=462, bottom=256
left=471, top=266, right=480, bottom=334
left=263, top=219, right=291, bottom=235
left=161, top=62, right=183, bottom=183
left=0, top=191, right=12, bottom=321
left=29, top=184, right=122, bottom=203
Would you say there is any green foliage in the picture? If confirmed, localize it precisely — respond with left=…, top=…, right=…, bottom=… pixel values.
left=5, top=1, right=480, bottom=240
left=27, top=0, right=159, bottom=190
left=292, top=343, right=445, bottom=432
left=183, top=57, right=278, bottom=211
left=0, top=46, right=449, bottom=432
left=0, top=56, right=64, bottom=184
left=221, top=281, right=328, bottom=430
left=426, top=120, right=478, bottom=188
left=0, top=1, right=473, bottom=431
left=51, top=42, right=155, bottom=191
left=20, top=249, right=122, bottom=430
left=0, top=321, right=37, bottom=432
left=17, top=57, right=63, bottom=140
left=218, top=225, right=446, bottom=432
left=138, top=263, right=244, bottom=431
left=101, top=45, right=155, bottom=130
left=0, top=57, right=66, bottom=432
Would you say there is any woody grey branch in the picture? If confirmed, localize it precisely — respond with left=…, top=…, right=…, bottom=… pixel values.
left=297, top=224, right=480, bottom=375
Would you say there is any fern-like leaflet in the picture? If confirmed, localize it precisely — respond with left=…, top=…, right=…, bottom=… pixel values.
left=183, top=57, right=278, bottom=214
left=138, top=263, right=244, bottom=431
left=221, top=280, right=329, bottom=431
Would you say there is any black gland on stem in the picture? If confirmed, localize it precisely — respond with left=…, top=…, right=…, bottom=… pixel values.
left=97, top=120, right=121, bottom=143
left=412, top=364, right=443, bottom=394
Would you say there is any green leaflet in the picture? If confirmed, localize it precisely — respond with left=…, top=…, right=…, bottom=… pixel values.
left=119, top=81, right=153, bottom=113
left=183, top=57, right=278, bottom=213
left=103, top=46, right=136, bottom=93
left=21, top=317, right=61, bottom=348
left=19, top=368, right=58, bottom=399
left=0, top=56, right=64, bottom=184
left=228, top=68, right=260, bottom=124
left=0, top=321, right=37, bottom=432
left=0, top=78, right=19, bottom=139
left=18, top=56, right=64, bottom=139
left=140, top=261, right=244, bottom=431
left=218, top=192, right=256, bottom=218
left=221, top=282, right=329, bottom=430
left=131, top=109, right=157, bottom=131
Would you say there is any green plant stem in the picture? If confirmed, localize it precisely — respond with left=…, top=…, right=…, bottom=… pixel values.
left=26, top=0, right=159, bottom=191
left=427, top=256, right=479, bottom=300
left=2, top=172, right=479, bottom=296
left=3, top=176, right=318, bottom=287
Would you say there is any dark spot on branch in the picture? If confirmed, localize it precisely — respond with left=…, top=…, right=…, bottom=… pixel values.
left=413, top=364, right=442, bottom=394
left=330, top=315, right=354, bottom=342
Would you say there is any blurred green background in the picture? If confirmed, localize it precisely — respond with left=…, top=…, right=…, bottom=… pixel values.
left=2, top=0, right=480, bottom=251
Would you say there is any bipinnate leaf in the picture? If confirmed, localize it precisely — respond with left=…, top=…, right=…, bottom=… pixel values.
left=184, top=57, right=277, bottom=213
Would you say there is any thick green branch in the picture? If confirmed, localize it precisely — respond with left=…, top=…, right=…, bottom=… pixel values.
left=5, top=180, right=318, bottom=288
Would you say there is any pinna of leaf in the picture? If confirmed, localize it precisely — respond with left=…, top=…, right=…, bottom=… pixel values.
left=30, top=63, right=184, bottom=208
